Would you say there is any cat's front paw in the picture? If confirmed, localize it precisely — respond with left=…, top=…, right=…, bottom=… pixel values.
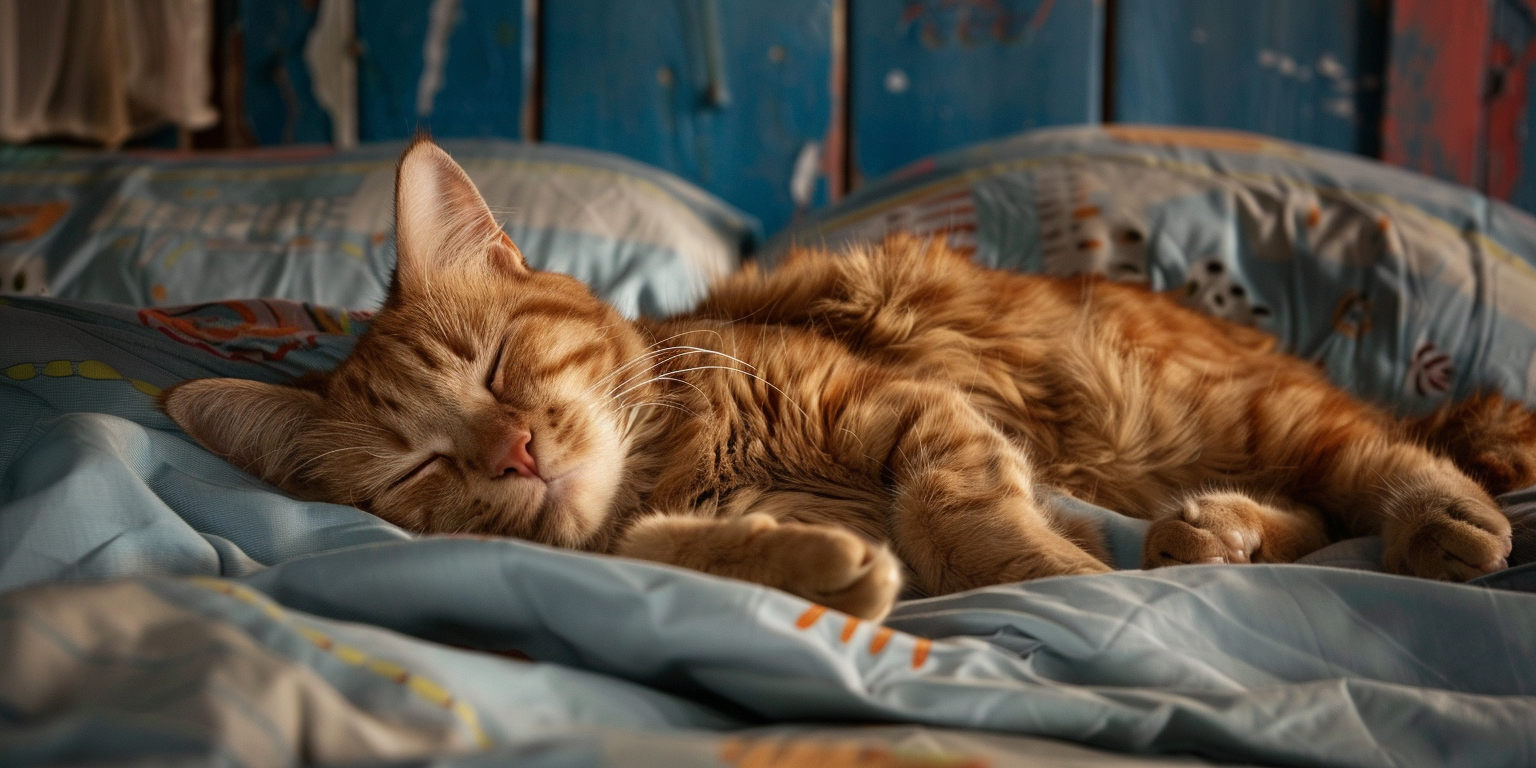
left=1382, top=480, right=1511, bottom=581
left=758, top=520, right=902, bottom=621
left=1143, top=492, right=1268, bottom=568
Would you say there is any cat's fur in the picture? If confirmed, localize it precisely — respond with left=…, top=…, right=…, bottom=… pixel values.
left=161, top=139, right=1532, bottom=621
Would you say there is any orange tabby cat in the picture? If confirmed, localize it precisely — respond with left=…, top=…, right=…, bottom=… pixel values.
left=161, top=138, right=1532, bottom=621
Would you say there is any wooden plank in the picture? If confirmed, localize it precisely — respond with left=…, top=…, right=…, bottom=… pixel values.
left=355, top=0, right=530, bottom=141
left=240, top=0, right=332, bottom=145
left=1113, top=0, right=1388, bottom=154
left=1382, top=0, right=1490, bottom=186
left=850, top=0, right=1103, bottom=183
left=1487, top=0, right=1536, bottom=210
left=542, top=0, right=837, bottom=238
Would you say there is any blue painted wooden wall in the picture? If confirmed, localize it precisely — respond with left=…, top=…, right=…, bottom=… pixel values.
left=228, top=1, right=1536, bottom=235
left=356, top=0, right=530, bottom=141
left=1113, top=0, right=1388, bottom=155
left=240, top=0, right=332, bottom=145
left=541, top=0, right=836, bottom=237
left=849, top=0, right=1103, bottom=182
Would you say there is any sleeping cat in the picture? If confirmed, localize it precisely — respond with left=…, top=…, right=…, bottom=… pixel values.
left=161, top=138, right=1533, bottom=621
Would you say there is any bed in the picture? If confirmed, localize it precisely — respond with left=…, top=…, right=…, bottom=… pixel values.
left=3, top=127, right=1536, bottom=768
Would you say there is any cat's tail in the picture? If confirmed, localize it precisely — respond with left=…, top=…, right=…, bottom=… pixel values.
left=1405, top=392, right=1536, bottom=497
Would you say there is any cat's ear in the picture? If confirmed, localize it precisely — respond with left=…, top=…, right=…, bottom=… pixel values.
left=159, top=378, right=325, bottom=495
left=391, top=137, right=528, bottom=298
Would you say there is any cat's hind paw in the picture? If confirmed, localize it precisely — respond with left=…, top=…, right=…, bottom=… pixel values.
left=1382, top=479, right=1511, bottom=581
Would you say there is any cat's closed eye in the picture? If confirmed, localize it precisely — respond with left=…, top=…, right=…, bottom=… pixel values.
left=485, top=343, right=507, bottom=391
left=393, top=454, right=446, bottom=489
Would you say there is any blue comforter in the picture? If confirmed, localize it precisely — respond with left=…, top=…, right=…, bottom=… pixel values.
left=3, top=294, right=1536, bottom=768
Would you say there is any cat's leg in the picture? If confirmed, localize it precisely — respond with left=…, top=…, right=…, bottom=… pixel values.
left=1405, top=392, right=1536, bottom=496
left=832, top=381, right=1111, bottom=596
left=1255, top=382, right=1512, bottom=580
left=1142, top=491, right=1329, bottom=568
left=616, top=512, right=902, bottom=620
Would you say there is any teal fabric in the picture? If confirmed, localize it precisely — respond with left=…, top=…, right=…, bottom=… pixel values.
left=767, top=125, right=1536, bottom=414
left=3, top=293, right=1536, bottom=767
left=0, top=141, right=757, bottom=317
left=7, top=126, right=1536, bottom=764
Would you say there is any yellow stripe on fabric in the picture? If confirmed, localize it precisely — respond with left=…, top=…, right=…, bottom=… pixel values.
left=3, top=359, right=162, bottom=397
left=77, top=360, right=122, bottom=379
left=185, top=577, right=490, bottom=748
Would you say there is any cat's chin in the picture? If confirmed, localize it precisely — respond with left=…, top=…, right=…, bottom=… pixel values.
left=516, top=462, right=619, bottom=548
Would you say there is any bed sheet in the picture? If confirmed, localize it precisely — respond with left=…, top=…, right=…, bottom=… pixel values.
left=3, top=294, right=1536, bottom=768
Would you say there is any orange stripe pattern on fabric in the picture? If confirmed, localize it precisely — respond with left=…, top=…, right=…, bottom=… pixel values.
left=911, top=637, right=932, bottom=669
left=868, top=626, right=894, bottom=654
left=840, top=617, right=860, bottom=643
left=794, top=604, right=827, bottom=629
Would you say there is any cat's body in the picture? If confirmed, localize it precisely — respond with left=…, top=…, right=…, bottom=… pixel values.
left=162, top=139, right=1529, bottom=620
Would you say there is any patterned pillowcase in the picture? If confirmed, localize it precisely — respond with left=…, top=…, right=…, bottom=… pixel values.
left=766, top=125, right=1536, bottom=413
left=0, top=140, right=758, bottom=318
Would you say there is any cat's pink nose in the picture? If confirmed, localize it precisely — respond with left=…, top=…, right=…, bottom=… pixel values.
left=493, top=430, right=539, bottom=479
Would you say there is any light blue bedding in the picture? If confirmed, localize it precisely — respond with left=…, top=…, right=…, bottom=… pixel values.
left=767, top=125, right=1536, bottom=415
left=0, top=141, right=756, bottom=317
left=4, top=293, right=1536, bottom=767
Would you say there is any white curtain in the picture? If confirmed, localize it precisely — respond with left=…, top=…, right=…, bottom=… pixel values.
left=0, top=0, right=218, bottom=147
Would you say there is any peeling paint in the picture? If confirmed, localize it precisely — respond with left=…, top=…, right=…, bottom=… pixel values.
left=303, top=0, right=357, bottom=148
left=1258, top=46, right=1358, bottom=122
left=900, top=0, right=1040, bottom=47
left=790, top=141, right=821, bottom=208
left=1317, top=52, right=1346, bottom=79
left=1382, top=0, right=1489, bottom=187
left=1324, top=97, right=1355, bottom=119
left=416, top=0, right=461, bottom=118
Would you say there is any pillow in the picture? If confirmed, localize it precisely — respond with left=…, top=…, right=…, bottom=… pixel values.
left=0, top=141, right=758, bottom=317
left=766, top=125, right=1536, bottom=413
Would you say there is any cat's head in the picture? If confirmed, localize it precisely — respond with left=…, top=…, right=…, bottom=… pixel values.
left=161, top=138, right=650, bottom=546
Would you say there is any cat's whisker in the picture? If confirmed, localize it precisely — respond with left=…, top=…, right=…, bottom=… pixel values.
left=600, top=345, right=761, bottom=402
left=628, top=363, right=811, bottom=420
left=646, top=327, right=729, bottom=350
left=243, top=417, right=398, bottom=474
left=594, top=342, right=711, bottom=382
left=610, top=370, right=711, bottom=404
left=588, top=346, right=708, bottom=398
left=278, top=445, right=389, bottom=487
left=623, top=401, right=701, bottom=419
left=655, top=345, right=757, bottom=371
left=598, top=347, right=721, bottom=398
left=607, top=373, right=675, bottom=403
left=649, top=374, right=712, bottom=401
left=608, top=329, right=734, bottom=380
left=242, top=414, right=323, bottom=464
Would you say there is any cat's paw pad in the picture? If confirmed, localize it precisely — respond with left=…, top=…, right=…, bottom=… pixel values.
left=1143, top=492, right=1265, bottom=568
left=1383, top=486, right=1511, bottom=581
left=766, top=523, right=902, bottom=621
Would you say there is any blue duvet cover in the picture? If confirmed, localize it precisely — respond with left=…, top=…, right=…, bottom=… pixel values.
left=3, top=293, right=1536, bottom=768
